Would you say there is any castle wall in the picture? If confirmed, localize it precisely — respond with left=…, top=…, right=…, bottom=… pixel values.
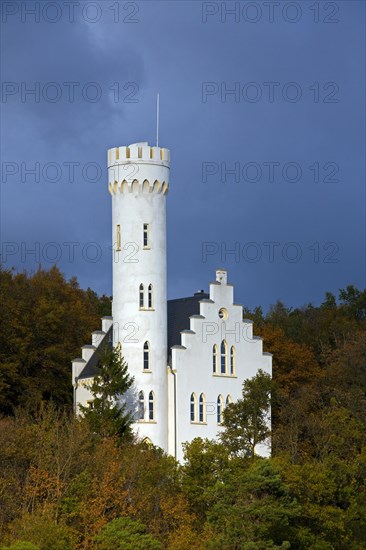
left=170, top=270, right=272, bottom=462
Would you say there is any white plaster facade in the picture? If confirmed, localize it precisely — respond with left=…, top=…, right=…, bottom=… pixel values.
left=73, top=142, right=272, bottom=462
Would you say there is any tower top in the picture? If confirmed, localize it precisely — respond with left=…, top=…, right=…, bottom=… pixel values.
left=108, top=142, right=170, bottom=169
left=107, top=141, right=170, bottom=195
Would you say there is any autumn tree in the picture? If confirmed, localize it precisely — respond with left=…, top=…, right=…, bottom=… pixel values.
left=0, top=266, right=108, bottom=414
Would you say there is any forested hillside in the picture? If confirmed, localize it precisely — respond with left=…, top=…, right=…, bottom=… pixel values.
left=0, top=266, right=365, bottom=549
left=0, top=266, right=111, bottom=414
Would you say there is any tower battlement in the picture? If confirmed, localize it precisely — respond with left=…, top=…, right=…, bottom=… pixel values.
left=108, top=142, right=170, bottom=192
left=108, top=142, right=170, bottom=168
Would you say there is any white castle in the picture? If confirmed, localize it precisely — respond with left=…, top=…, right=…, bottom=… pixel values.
left=72, top=142, right=272, bottom=461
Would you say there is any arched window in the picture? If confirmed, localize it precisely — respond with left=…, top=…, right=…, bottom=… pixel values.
left=221, top=340, right=227, bottom=374
left=217, top=394, right=224, bottom=424
left=199, top=393, right=206, bottom=423
left=190, top=393, right=197, bottom=422
left=213, top=344, right=218, bottom=373
left=139, top=284, right=144, bottom=308
left=226, top=395, right=232, bottom=407
left=138, top=391, right=145, bottom=420
left=148, top=390, right=155, bottom=421
left=230, top=346, right=236, bottom=375
left=143, top=341, right=150, bottom=371
left=148, top=284, right=153, bottom=309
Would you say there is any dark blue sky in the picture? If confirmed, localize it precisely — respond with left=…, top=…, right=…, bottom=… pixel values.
left=1, top=0, right=365, bottom=310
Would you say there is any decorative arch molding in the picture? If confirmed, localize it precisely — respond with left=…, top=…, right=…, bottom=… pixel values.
left=108, top=178, right=170, bottom=195
left=131, top=179, right=139, bottom=193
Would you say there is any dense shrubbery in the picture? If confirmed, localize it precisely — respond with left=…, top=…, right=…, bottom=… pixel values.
left=0, top=266, right=365, bottom=548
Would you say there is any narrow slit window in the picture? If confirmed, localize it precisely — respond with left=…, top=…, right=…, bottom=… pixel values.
left=148, top=284, right=153, bottom=309
left=221, top=340, right=227, bottom=374
left=143, top=341, right=150, bottom=370
left=149, top=391, right=155, bottom=421
left=116, top=224, right=121, bottom=251
left=230, top=346, right=236, bottom=375
left=213, top=344, right=218, bottom=373
left=199, top=393, right=205, bottom=423
left=143, top=223, right=149, bottom=248
left=217, top=395, right=223, bottom=424
left=190, top=393, right=196, bottom=422
left=139, top=284, right=144, bottom=308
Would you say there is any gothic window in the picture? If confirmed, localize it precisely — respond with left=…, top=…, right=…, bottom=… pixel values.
left=213, top=344, right=218, bottom=373
left=199, top=393, right=206, bottom=423
left=143, top=341, right=150, bottom=371
left=190, top=393, right=197, bottom=422
left=116, top=224, right=121, bottom=251
left=217, top=394, right=224, bottom=424
left=230, top=346, right=236, bottom=375
left=138, top=391, right=145, bottom=420
left=139, top=284, right=144, bottom=308
left=221, top=340, right=227, bottom=374
left=226, top=395, right=232, bottom=407
left=149, top=391, right=155, bottom=421
left=143, top=223, right=150, bottom=248
left=148, top=284, right=153, bottom=309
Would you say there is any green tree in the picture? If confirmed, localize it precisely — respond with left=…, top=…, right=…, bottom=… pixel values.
left=79, top=344, right=134, bottom=440
left=93, top=517, right=162, bottom=550
left=0, top=543, right=40, bottom=550
left=339, top=285, right=366, bottom=320
left=182, top=438, right=229, bottom=525
left=220, top=370, right=272, bottom=457
left=206, top=459, right=299, bottom=549
left=6, top=512, right=74, bottom=550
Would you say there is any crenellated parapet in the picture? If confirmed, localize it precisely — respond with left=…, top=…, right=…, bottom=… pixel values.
left=108, top=142, right=170, bottom=166
left=108, top=142, right=170, bottom=194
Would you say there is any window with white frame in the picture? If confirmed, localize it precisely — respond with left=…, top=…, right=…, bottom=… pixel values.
left=220, top=340, right=227, bottom=374
left=148, top=391, right=155, bottom=421
left=143, top=223, right=150, bottom=248
left=213, top=344, right=218, bottom=373
left=139, top=284, right=144, bottom=308
left=148, top=284, right=153, bottom=309
left=230, top=346, right=236, bottom=375
left=217, top=394, right=224, bottom=424
left=199, top=393, right=206, bottom=423
left=143, top=341, right=150, bottom=370
left=190, top=393, right=197, bottom=422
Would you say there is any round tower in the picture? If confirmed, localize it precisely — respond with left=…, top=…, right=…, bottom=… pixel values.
left=108, top=142, right=170, bottom=450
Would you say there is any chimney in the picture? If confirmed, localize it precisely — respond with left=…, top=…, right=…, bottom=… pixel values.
left=216, top=269, right=227, bottom=284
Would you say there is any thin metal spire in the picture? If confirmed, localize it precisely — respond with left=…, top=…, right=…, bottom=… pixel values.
left=156, top=93, right=160, bottom=147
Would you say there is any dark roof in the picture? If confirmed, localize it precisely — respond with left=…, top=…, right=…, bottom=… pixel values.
left=167, top=291, right=209, bottom=356
left=78, top=293, right=210, bottom=375
left=78, top=325, right=113, bottom=380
